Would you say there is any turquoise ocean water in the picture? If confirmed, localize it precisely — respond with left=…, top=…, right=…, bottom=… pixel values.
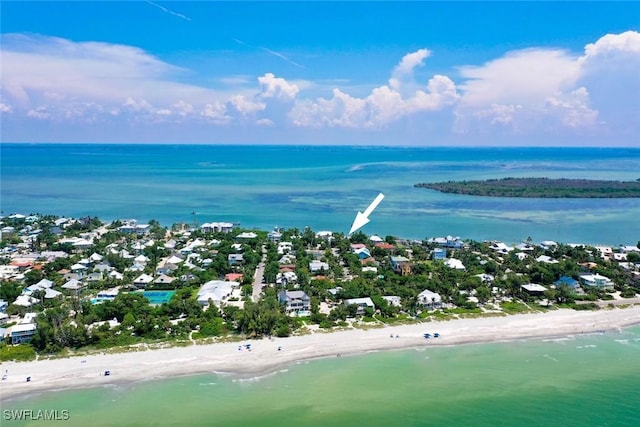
left=3, top=328, right=640, bottom=426
left=1, top=144, right=639, bottom=244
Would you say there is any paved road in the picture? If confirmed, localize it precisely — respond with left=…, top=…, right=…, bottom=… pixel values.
left=252, top=245, right=267, bottom=302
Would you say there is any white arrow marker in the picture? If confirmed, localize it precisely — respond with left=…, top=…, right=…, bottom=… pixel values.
left=349, top=192, right=385, bottom=235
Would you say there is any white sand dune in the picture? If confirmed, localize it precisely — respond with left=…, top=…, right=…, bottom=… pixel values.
left=2, top=306, right=639, bottom=400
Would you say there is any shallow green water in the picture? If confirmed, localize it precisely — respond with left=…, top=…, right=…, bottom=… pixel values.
left=4, top=327, right=640, bottom=426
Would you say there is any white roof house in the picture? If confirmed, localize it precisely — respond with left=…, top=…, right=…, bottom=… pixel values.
left=490, top=242, right=513, bottom=253
left=154, top=274, right=175, bottom=284
left=309, top=260, right=329, bottom=272
left=444, top=258, right=466, bottom=270
left=236, top=232, right=258, bottom=239
left=133, top=274, right=154, bottom=287
left=580, top=274, right=614, bottom=289
left=197, top=280, right=239, bottom=308
left=134, top=254, right=150, bottom=264
left=200, top=222, right=234, bottom=233
left=418, top=289, right=442, bottom=308
left=13, top=295, right=36, bottom=307
left=89, top=253, right=104, bottom=262
left=44, top=288, right=62, bottom=299
left=382, top=296, right=402, bottom=307
left=62, top=279, right=85, bottom=291
left=167, top=255, right=184, bottom=264
left=344, top=297, right=375, bottom=315
left=536, top=255, right=559, bottom=264
left=522, top=283, right=548, bottom=293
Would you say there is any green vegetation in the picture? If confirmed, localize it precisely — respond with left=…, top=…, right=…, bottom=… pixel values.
left=414, top=177, right=640, bottom=198
left=1, top=213, right=638, bottom=359
left=0, top=343, right=37, bottom=362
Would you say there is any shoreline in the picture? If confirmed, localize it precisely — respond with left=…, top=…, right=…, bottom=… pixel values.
left=2, top=306, right=640, bottom=402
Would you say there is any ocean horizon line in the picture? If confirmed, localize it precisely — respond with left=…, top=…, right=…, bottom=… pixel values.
left=2, top=141, right=639, bottom=150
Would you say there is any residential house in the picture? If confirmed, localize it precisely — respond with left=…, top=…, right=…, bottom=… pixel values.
left=554, top=276, right=581, bottom=291
left=154, top=274, right=175, bottom=285
left=118, top=222, right=151, bottom=235
left=228, top=254, right=244, bottom=266
left=10, top=323, right=37, bottom=344
left=277, top=242, right=293, bottom=254
left=197, top=280, right=240, bottom=308
left=344, top=297, right=375, bottom=316
left=536, top=255, right=559, bottom=264
left=276, top=271, right=298, bottom=286
left=133, top=273, right=154, bottom=288
left=268, top=228, right=282, bottom=243
left=309, top=260, right=329, bottom=273
left=580, top=273, right=614, bottom=290
left=315, top=231, right=334, bottom=241
left=417, top=289, right=442, bottom=309
left=10, top=314, right=38, bottom=344
left=236, top=232, right=257, bottom=240
left=390, top=256, right=410, bottom=275
left=374, top=242, right=395, bottom=251
left=278, top=290, right=311, bottom=316
left=200, top=222, right=234, bottom=234
left=62, top=279, right=86, bottom=293
left=490, top=241, right=513, bottom=253
left=539, top=240, right=558, bottom=250
left=86, top=272, right=103, bottom=283
left=444, top=258, right=465, bottom=270
left=95, top=288, right=120, bottom=303
left=522, top=283, right=548, bottom=295
left=382, top=296, right=402, bottom=307
left=429, top=236, right=464, bottom=249
left=225, top=273, right=244, bottom=282
left=352, top=247, right=371, bottom=259
left=432, top=248, right=446, bottom=260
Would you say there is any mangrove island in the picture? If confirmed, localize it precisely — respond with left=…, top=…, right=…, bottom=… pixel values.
left=414, top=177, right=640, bottom=198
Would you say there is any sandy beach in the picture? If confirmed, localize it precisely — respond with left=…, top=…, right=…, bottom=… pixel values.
left=2, top=306, right=639, bottom=401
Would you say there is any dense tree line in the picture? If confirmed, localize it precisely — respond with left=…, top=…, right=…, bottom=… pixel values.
left=415, top=177, right=640, bottom=198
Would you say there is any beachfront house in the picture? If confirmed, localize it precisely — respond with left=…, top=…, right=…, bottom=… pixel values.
left=10, top=323, right=37, bottom=344
left=429, top=236, right=464, bottom=249
left=278, top=290, right=311, bottom=316
left=268, top=228, right=282, bottom=243
left=417, top=289, right=443, bottom=309
left=10, top=314, right=38, bottom=344
left=343, top=297, right=375, bottom=316
left=579, top=273, right=614, bottom=290
left=200, top=222, right=234, bottom=234
left=118, top=222, right=150, bottom=235
left=382, top=296, right=402, bottom=307
left=521, top=283, right=548, bottom=296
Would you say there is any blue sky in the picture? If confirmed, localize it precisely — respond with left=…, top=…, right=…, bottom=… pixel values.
left=1, top=1, right=639, bottom=146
